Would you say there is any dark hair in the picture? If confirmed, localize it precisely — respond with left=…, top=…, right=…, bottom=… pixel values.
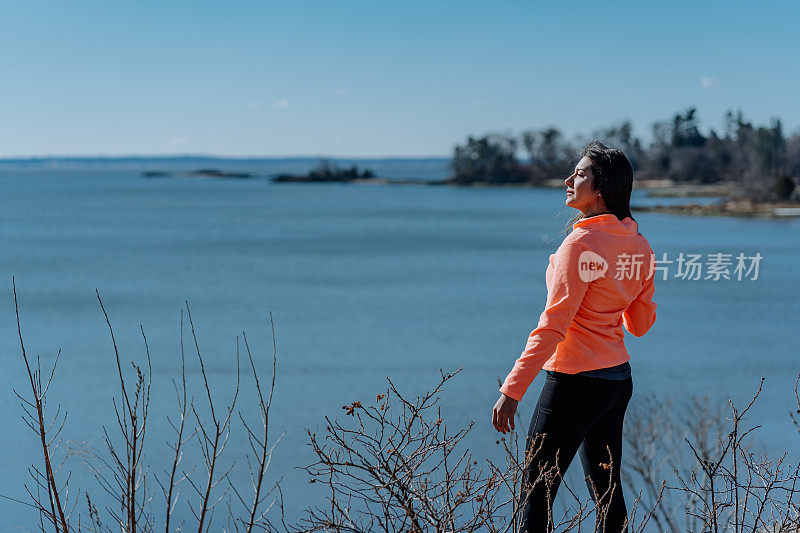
left=567, top=140, right=635, bottom=229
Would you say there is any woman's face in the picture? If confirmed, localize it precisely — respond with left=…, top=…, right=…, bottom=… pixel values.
left=565, top=156, right=601, bottom=213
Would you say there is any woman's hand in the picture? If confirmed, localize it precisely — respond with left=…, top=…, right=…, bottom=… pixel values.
left=492, top=393, right=518, bottom=433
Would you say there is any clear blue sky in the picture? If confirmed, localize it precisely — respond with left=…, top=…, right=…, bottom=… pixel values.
left=1, top=0, right=798, bottom=157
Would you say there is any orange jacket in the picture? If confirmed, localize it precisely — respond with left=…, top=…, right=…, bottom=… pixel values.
left=499, top=214, right=657, bottom=401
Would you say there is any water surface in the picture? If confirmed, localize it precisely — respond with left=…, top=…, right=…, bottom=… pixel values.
left=0, top=168, right=797, bottom=527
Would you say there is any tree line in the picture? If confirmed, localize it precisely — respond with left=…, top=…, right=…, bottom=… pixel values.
left=449, top=107, right=800, bottom=199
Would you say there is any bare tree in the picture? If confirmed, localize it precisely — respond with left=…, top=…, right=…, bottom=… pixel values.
left=183, top=302, right=241, bottom=531
left=228, top=311, right=286, bottom=532
left=9, top=277, right=75, bottom=531
left=85, top=289, right=154, bottom=532
left=624, top=379, right=800, bottom=532
left=287, top=368, right=663, bottom=532
left=154, top=309, right=196, bottom=532
left=6, top=286, right=282, bottom=531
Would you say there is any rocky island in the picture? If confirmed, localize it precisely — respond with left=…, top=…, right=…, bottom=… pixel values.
left=142, top=169, right=252, bottom=179
left=271, top=161, right=377, bottom=183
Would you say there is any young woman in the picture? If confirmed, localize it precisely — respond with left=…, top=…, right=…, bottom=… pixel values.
left=491, top=140, right=658, bottom=532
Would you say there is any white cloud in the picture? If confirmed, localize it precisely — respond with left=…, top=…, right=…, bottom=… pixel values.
left=336, top=88, right=349, bottom=96
left=272, top=100, right=289, bottom=109
left=249, top=101, right=262, bottom=110
left=701, top=76, right=719, bottom=89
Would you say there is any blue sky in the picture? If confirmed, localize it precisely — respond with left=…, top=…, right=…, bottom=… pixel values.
left=1, top=0, right=798, bottom=157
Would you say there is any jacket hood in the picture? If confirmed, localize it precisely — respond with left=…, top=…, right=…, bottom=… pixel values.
left=572, top=213, right=639, bottom=236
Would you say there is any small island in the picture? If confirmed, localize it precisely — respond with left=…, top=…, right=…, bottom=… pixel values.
left=188, top=168, right=252, bottom=179
left=142, top=169, right=252, bottom=179
left=272, top=160, right=377, bottom=183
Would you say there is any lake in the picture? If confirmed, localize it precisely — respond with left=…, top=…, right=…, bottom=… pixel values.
left=0, top=166, right=797, bottom=528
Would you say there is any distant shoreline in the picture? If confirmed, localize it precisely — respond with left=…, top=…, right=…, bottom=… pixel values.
left=2, top=157, right=797, bottom=217
left=0, top=155, right=451, bottom=170
left=632, top=200, right=800, bottom=218
left=285, top=176, right=800, bottom=218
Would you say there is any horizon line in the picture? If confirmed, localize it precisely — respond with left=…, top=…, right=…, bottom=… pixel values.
left=0, top=153, right=452, bottom=161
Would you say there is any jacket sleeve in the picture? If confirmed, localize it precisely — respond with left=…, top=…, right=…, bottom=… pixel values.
left=622, top=272, right=657, bottom=337
left=499, top=241, right=591, bottom=401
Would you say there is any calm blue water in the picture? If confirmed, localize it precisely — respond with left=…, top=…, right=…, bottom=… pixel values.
left=0, top=168, right=797, bottom=529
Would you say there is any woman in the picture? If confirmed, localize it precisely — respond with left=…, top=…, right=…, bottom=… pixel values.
left=492, top=140, right=658, bottom=532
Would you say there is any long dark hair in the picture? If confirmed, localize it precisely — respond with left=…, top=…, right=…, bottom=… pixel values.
left=566, top=140, right=635, bottom=230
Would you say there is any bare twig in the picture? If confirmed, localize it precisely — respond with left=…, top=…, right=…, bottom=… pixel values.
left=11, top=277, right=72, bottom=532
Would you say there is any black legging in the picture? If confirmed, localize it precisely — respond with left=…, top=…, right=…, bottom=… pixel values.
left=519, top=371, right=633, bottom=533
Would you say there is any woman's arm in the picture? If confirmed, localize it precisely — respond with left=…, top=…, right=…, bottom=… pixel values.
left=622, top=273, right=657, bottom=337
left=499, top=240, right=592, bottom=401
